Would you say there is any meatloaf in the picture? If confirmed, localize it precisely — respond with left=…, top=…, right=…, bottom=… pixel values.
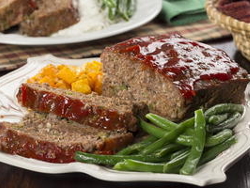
left=0, top=0, right=35, bottom=31
left=101, top=34, right=250, bottom=122
left=0, top=112, right=133, bottom=163
left=17, top=83, right=147, bottom=132
left=20, top=0, right=79, bottom=36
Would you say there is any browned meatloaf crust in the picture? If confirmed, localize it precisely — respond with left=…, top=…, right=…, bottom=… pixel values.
left=101, top=34, right=250, bottom=122
left=0, top=112, right=133, bottom=163
left=17, top=83, right=147, bottom=132
left=0, top=0, right=35, bottom=31
left=20, top=0, right=79, bottom=36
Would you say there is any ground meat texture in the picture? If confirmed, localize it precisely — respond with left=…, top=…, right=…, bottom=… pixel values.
left=16, top=83, right=145, bottom=132
left=0, top=112, right=133, bottom=163
left=20, top=0, right=79, bottom=36
left=0, top=0, right=35, bottom=31
left=101, top=34, right=250, bottom=122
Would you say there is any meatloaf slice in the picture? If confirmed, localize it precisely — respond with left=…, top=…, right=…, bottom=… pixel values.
left=0, top=0, right=35, bottom=31
left=20, top=0, right=79, bottom=36
left=0, top=112, right=133, bottom=163
left=101, top=34, right=250, bottom=122
left=17, top=83, right=147, bottom=132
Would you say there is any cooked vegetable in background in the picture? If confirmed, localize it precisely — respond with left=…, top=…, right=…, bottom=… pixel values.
left=99, top=0, right=136, bottom=21
left=75, top=103, right=244, bottom=175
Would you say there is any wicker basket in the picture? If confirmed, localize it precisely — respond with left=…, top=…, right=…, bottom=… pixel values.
left=206, top=0, right=250, bottom=61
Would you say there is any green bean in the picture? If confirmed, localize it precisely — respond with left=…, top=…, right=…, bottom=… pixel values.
left=103, top=0, right=117, bottom=7
left=113, top=137, right=236, bottom=173
left=204, top=103, right=244, bottom=118
left=118, top=0, right=129, bottom=21
left=116, top=136, right=157, bottom=155
left=139, top=118, right=166, bottom=138
left=145, top=113, right=178, bottom=131
left=154, top=143, right=183, bottom=158
left=140, top=118, right=195, bottom=148
left=180, top=109, right=206, bottom=175
left=205, top=129, right=233, bottom=147
left=127, top=0, right=136, bottom=17
left=176, top=129, right=233, bottom=147
left=108, top=6, right=117, bottom=20
left=183, top=128, right=195, bottom=136
left=199, top=136, right=237, bottom=165
left=101, top=0, right=135, bottom=21
left=140, top=117, right=194, bottom=155
left=75, top=151, right=166, bottom=166
left=175, top=135, right=193, bottom=146
left=119, top=0, right=136, bottom=20
left=170, top=148, right=190, bottom=160
left=102, top=0, right=118, bottom=20
left=163, top=149, right=190, bottom=173
left=113, top=159, right=164, bottom=173
left=140, top=118, right=195, bottom=140
left=139, top=118, right=198, bottom=148
left=140, top=115, right=232, bottom=147
left=145, top=113, right=194, bottom=135
left=207, top=112, right=242, bottom=133
left=208, top=113, right=229, bottom=125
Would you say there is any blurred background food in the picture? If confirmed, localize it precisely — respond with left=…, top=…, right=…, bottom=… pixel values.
left=216, top=0, right=250, bottom=23
left=0, top=0, right=136, bottom=37
left=206, top=0, right=250, bottom=61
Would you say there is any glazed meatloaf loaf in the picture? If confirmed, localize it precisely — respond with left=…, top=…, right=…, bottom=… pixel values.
left=20, top=0, right=79, bottom=36
left=0, top=112, right=133, bottom=163
left=0, top=0, right=35, bottom=31
left=17, top=83, right=147, bottom=132
left=101, top=34, right=250, bottom=122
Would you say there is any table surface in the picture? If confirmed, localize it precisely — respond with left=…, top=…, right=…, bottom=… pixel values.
left=0, top=37, right=250, bottom=188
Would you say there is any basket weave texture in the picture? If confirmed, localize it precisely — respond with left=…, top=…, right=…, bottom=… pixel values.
left=205, top=0, right=250, bottom=60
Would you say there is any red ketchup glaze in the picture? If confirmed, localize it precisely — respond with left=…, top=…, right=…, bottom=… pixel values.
left=111, top=34, right=241, bottom=98
left=1, top=128, right=87, bottom=163
left=1, top=128, right=125, bottom=162
left=17, top=85, right=129, bottom=131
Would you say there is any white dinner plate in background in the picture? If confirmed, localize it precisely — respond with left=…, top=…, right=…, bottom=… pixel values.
left=0, top=0, right=162, bottom=45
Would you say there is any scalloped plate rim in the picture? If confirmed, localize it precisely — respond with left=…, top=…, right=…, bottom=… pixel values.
left=0, top=54, right=249, bottom=186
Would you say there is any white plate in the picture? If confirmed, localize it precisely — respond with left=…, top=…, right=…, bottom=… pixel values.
left=0, top=54, right=250, bottom=186
left=0, top=0, right=162, bottom=46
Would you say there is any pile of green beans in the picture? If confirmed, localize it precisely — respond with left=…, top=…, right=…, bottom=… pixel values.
left=205, top=103, right=244, bottom=133
left=75, top=103, right=243, bottom=175
left=99, top=0, right=136, bottom=21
